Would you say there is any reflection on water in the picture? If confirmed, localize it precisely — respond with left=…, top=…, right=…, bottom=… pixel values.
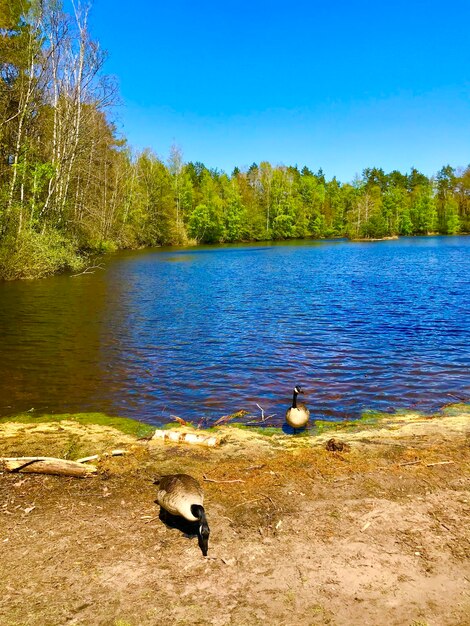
left=0, top=236, right=469, bottom=426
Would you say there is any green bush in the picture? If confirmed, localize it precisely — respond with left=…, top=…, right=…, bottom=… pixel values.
left=0, top=228, right=85, bottom=280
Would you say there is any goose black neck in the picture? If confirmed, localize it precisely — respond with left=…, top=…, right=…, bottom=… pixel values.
left=192, top=504, right=210, bottom=556
left=292, top=389, right=298, bottom=409
left=191, top=504, right=206, bottom=523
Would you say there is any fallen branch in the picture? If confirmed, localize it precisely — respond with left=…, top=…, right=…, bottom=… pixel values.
left=202, top=474, right=244, bottom=484
left=71, top=263, right=105, bottom=277
left=426, top=460, right=455, bottom=467
left=0, top=457, right=97, bottom=477
left=245, top=404, right=276, bottom=426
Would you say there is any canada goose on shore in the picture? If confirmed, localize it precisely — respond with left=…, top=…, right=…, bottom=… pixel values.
left=154, top=474, right=210, bottom=556
left=286, top=385, right=310, bottom=432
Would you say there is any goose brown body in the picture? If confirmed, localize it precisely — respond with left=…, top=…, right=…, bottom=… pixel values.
left=155, top=474, right=204, bottom=522
left=286, top=404, right=310, bottom=428
left=286, top=385, right=310, bottom=430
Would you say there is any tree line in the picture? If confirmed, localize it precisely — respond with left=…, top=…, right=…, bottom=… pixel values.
left=1, top=0, right=469, bottom=279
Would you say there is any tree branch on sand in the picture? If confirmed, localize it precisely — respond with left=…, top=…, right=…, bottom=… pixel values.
left=0, top=456, right=97, bottom=477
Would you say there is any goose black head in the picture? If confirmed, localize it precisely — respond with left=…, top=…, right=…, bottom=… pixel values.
left=198, top=521, right=210, bottom=557
left=294, top=385, right=304, bottom=394
left=191, top=504, right=210, bottom=557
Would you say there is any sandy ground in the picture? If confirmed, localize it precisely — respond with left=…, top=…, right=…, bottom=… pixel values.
left=1, top=409, right=470, bottom=626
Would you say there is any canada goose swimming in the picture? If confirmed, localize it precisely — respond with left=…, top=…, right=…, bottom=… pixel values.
left=286, top=385, right=310, bottom=432
left=154, top=474, right=210, bottom=556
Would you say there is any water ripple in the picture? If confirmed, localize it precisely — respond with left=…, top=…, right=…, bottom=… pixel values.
left=0, top=237, right=469, bottom=425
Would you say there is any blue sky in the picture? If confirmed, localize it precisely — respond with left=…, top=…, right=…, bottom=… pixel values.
left=79, top=0, right=469, bottom=182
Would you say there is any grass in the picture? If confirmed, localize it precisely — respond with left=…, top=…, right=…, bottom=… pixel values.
left=0, top=412, right=155, bottom=439
left=1, top=403, right=468, bottom=444
left=228, top=423, right=284, bottom=436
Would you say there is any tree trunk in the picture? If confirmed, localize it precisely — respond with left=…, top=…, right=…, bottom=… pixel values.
left=0, top=457, right=98, bottom=477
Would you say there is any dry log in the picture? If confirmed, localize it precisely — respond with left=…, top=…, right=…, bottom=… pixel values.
left=151, top=429, right=221, bottom=447
left=0, top=457, right=98, bottom=477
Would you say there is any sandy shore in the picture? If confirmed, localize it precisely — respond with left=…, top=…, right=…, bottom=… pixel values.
left=1, top=407, right=469, bottom=625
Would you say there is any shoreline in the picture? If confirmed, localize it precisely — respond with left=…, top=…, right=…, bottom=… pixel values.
left=1, top=405, right=469, bottom=624
left=1, top=232, right=469, bottom=282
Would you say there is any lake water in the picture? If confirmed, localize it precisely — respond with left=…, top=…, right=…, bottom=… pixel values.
left=0, top=236, right=469, bottom=427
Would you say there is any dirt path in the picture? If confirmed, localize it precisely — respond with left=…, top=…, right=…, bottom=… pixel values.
left=1, top=410, right=470, bottom=625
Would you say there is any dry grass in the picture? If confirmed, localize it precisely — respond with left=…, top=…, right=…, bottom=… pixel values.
left=1, top=408, right=469, bottom=625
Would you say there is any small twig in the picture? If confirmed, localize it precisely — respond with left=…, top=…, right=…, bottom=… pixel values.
left=256, top=403, right=265, bottom=420
left=245, top=418, right=274, bottom=426
left=234, top=493, right=274, bottom=508
left=71, top=263, right=104, bottom=277
left=429, top=511, right=452, bottom=532
left=245, top=404, right=275, bottom=426
left=234, top=498, right=263, bottom=508
left=202, top=475, right=245, bottom=484
left=243, top=464, right=266, bottom=471
left=399, top=460, right=421, bottom=467
left=426, top=460, right=455, bottom=467
left=446, top=393, right=467, bottom=402
left=244, top=403, right=275, bottom=425
left=256, top=402, right=276, bottom=422
left=259, top=493, right=276, bottom=506
left=76, top=454, right=100, bottom=464
left=76, top=450, right=126, bottom=464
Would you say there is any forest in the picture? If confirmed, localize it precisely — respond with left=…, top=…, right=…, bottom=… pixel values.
left=1, top=0, right=469, bottom=279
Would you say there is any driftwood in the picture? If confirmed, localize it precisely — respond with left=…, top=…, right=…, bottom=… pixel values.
left=152, top=429, right=221, bottom=447
left=0, top=457, right=97, bottom=477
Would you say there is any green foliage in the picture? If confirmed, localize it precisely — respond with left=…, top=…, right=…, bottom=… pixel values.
left=443, top=197, right=460, bottom=234
left=0, top=0, right=468, bottom=282
left=188, top=203, right=211, bottom=242
left=0, top=228, right=84, bottom=280
left=272, top=213, right=294, bottom=239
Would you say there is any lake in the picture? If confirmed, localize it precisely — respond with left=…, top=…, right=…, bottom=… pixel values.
left=0, top=236, right=469, bottom=427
